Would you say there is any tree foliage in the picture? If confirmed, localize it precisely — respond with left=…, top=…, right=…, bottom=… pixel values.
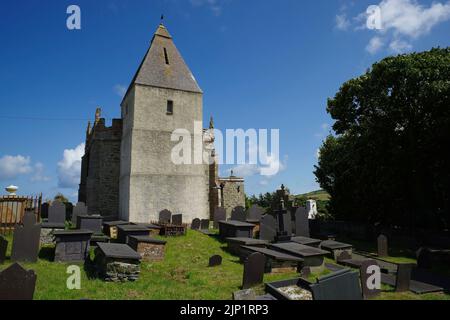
left=314, top=48, right=450, bottom=231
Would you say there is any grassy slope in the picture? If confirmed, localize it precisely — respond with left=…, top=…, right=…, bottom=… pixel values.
left=297, top=190, right=330, bottom=201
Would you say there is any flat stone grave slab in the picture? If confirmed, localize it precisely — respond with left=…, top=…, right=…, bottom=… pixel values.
left=241, top=246, right=303, bottom=273
left=128, top=235, right=166, bottom=261
left=76, top=215, right=103, bottom=234
left=133, top=223, right=162, bottom=236
left=103, top=221, right=130, bottom=239
left=290, top=236, right=321, bottom=247
left=53, top=230, right=93, bottom=262
left=219, top=220, right=255, bottom=239
left=90, top=234, right=110, bottom=247
left=269, top=242, right=328, bottom=272
left=381, top=273, right=443, bottom=294
left=94, top=243, right=141, bottom=282
left=265, top=277, right=313, bottom=300
left=0, top=263, right=37, bottom=300
left=320, top=240, right=353, bottom=260
left=225, top=237, right=268, bottom=256
left=0, top=236, right=7, bottom=264
left=117, top=224, right=150, bottom=244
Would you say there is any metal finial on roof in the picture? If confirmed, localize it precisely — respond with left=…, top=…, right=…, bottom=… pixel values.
left=209, top=116, right=214, bottom=129
left=160, top=14, right=164, bottom=22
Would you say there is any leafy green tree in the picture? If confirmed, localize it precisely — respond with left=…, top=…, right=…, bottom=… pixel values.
left=315, top=48, right=450, bottom=231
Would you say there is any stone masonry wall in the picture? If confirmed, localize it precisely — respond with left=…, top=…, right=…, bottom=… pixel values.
left=219, top=177, right=246, bottom=218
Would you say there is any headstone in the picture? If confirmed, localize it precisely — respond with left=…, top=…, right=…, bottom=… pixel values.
left=43, top=200, right=66, bottom=229
left=231, top=206, right=246, bottom=222
left=191, top=218, right=201, bottom=230
left=200, top=219, right=210, bottom=230
left=395, top=264, right=413, bottom=292
left=260, top=214, right=277, bottom=242
left=40, top=203, right=49, bottom=220
left=247, top=205, right=263, bottom=222
left=416, top=247, right=432, bottom=269
left=11, top=212, right=41, bottom=263
left=295, top=207, right=310, bottom=237
left=172, top=214, right=183, bottom=226
left=0, top=236, right=8, bottom=264
left=209, top=255, right=222, bottom=267
left=0, top=263, right=37, bottom=300
left=242, top=252, right=265, bottom=289
left=213, top=207, right=226, bottom=229
left=159, top=209, right=172, bottom=224
left=306, top=200, right=318, bottom=219
left=377, top=234, right=388, bottom=257
left=72, top=202, right=88, bottom=225
left=310, top=269, right=362, bottom=300
left=77, top=215, right=103, bottom=234
left=360, top=260, right=381, bottom=299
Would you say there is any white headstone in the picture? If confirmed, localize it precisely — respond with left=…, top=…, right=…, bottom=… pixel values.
left=306, top=200, right=318, bottom=219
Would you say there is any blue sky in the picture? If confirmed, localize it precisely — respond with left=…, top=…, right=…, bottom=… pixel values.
left=0, top=0, right=449, bottom=202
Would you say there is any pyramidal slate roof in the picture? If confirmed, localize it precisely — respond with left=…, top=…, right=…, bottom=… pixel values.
left=125, top=24, right=202, bottom=97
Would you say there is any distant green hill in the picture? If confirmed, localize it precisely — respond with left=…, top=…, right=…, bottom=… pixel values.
left=296, top=190, right=330, bottom=201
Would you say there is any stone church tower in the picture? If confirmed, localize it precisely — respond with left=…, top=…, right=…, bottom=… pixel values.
left=119, top=24, right=209, bottom=223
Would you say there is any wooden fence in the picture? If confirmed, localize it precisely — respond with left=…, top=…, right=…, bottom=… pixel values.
left=0, top=194, right=42, bottom=235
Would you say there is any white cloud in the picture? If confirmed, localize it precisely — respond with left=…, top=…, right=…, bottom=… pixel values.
left=190, top=0, right=223, bottom=16
left=31, top=162, right=51, bottom=182
left=0, top=155, right=32, bottom=181
left=389, top=39, right=413, bottom=53
left=230, top=155, right=287, bottom=178
left=336, top=14, right=351, bottom=30
left=57, top=143, right=85, bottom=189
left=366, top=36, right=385, bottom=54
left=114, top=84, right=127, bottom=98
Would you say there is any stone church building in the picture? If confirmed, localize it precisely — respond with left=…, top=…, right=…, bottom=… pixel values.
left=78, top=24, right=245, bottom=223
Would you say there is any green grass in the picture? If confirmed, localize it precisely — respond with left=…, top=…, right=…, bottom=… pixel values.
left=296, top=190, right=330, bottom=201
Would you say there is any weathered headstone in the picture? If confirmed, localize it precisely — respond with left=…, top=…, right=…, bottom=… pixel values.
left=200, top=219, right=210, bottom=230
left=360, top=260, right=381, bottom=299
left=260, top=214, right=277, bottom=242
left=159, top=209, right=172, bottom=224
left=0, top=263, right=37, bottom=300
left=295, top=207, right=310, bottom=237
left=209, top=255, right=222, bottom=267
left=172, top=214, right=183, bottom=226
left=43, top=200, right=66, bottom=229
left=191, top=218, right=201, bottom=230
left=395, top=264, right=413, bottom=292
left=242, top=252, right=265, bottom=289
left=72, top=202, right=87, bottom=225
left=231, top=206, right=246, bottom=222
left=377, top=234, right=388, bottom=257
left=213, top=207, right=226, bottom=229
left=40, top=203, right=49, bottom=220
left=0, top=236, right=8, bottom=264
left=11, top=212, right=41, bottom=263
left=247, top=205, right=263, bottom=222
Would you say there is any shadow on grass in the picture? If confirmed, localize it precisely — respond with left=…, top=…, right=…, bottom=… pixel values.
left=38, top=246, right=55, bottom=261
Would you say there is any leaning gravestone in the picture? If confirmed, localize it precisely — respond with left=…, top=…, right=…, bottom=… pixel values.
left=191, top=218, right=201, bottom=230
left=231, top=206, right=246, bottom=222
left=310, top=269, right=362, bottom=300
left=242, top=252, right=265, bottom=289
left=0, top=236, right=8, bottom=264
left=0, top=263, right=37, bottom=300
left=209, top=255, right=222, bottom=267
left=396, top=264, right=413, bottom=292
left=360, top=260, right=381, bottom=299
left=377, top=235, right=388, bottom=257
left=260, top=214, right=277, bottom=242
left=172, top=214, right=183, bottom=226
left=43, top=200, right=66, bottom=229
left=213, top=207, right=226, bottom=229
left=11, top=212, right=41, bottom=263
left=72, top=202, right=88, bottom=225
left=295, top=207, right=310, bottom=237
left=247, top=205, right=263, bottom=222
left=159, top=209, right=172, bottom=224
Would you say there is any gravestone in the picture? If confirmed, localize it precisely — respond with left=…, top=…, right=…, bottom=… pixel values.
left=77, top=215, right=103, bottom=234
left=11, top=212, right=41, bottom=263
left=242, top=252, right=265, bottom=289
left=295, top=207, right=310, bottom=237
left=396, top=264, right=413, bottom=292
left=159, top=209, right=172, bottom=224
left=191, top=218, right=201, bottom=230
left=43, top=200, right=66, bottom=229
left=377, top=235, right=388, bottom=257
left=0, top=263, right=37, bottom=300
left=40, top=203, right=49, bottom=220
left=231, top=206, right=246, bottom=222
left=247, top=205, right=263, bottom=222
left=260, top=214, right=277, bottom=242
left=416, top=247, right=432, bottom=269
left=201, top=219, right=210, bottom=230
left=310, top=269, right=362, bottom=300
left=213, top=207, right=226, bottom=229
left=172, top=214, right=183, bottom=226
left=0, top=236, right=7, bottom=264
left=209, top=255, right=222, bottom=267
left=72, top=202, right=88, bottom=225
left=53, top=230, right=93, bottom=262
left=360, top=260, right=381, bottom=299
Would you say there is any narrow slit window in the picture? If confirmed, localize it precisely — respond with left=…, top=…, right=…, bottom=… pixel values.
left=167, top=100, right=174, bottom=115
left=164, top=48, right=170, bottom=65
